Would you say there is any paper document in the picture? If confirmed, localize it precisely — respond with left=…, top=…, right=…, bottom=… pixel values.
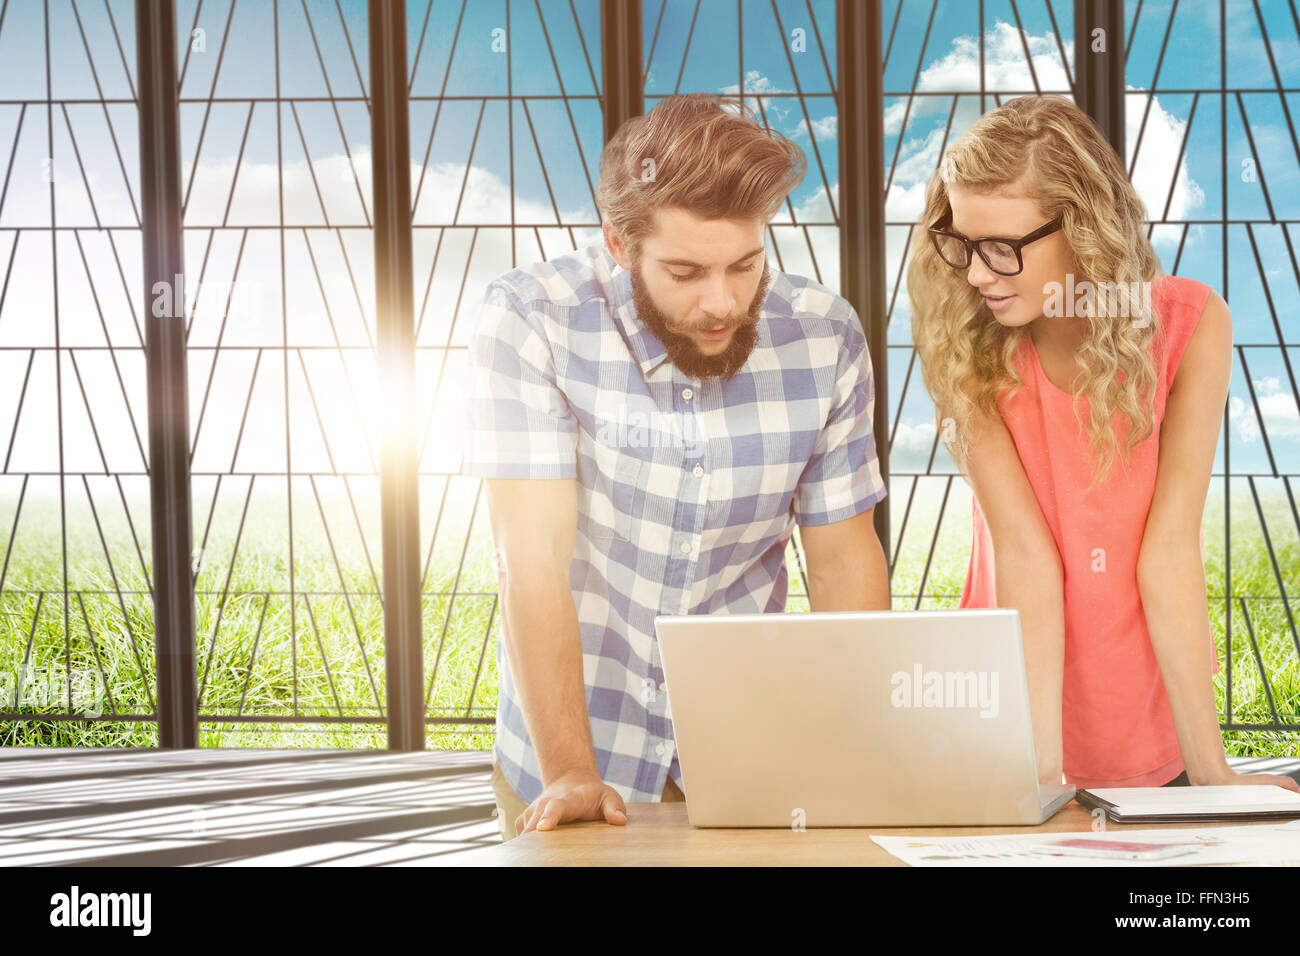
left=871, top=823, right=1300, bottom=867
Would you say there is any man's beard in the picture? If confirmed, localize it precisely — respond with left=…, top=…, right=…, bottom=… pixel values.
left=629, top=260, right=772, bottom=380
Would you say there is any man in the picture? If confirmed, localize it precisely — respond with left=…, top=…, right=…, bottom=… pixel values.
left=464, top=93, right=890, bottom=842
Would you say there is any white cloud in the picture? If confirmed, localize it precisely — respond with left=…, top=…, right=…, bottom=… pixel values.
left=884, top=21, right=1072, bottom=136
left=886, top=124, right=947, bottom=222
left=888, top=420, right=943, bottom=471
left=1230, top=378, right=1300, bottom=444
left=1124, top=88, right=1205, bottom=221
left=882, top=22, right=1203, bottom=229
left=787, top=180, right=837, bottom=223
left=719, top=70, right=795, bottom=127
left=788, top=114, right=837, bottom=142
left=922, top=22, right=1071, bottom=92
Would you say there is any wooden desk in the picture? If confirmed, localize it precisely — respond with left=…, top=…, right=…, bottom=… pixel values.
left=458, top=799, right=1280, bottom=865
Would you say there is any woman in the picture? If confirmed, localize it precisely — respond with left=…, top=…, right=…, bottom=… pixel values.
left=907, top=95, right=1298, bottom=792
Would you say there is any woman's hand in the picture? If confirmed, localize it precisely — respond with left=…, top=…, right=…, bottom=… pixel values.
left=1192, top=766, right=1300, bottom=793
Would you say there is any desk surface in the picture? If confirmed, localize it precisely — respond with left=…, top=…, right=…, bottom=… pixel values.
left=458, top=800, right=1281, bottom=866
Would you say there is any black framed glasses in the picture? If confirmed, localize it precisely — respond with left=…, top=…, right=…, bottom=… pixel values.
left=927, top=215, right=1062, bottom=276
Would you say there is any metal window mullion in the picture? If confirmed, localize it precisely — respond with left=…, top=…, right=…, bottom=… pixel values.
left=601, top=0, right=643, bottom=142
left=1221, top=0, right=1232, bottom=731
left=1073, top=0, right=1126, bottom=157
left=136, top=0, right=197, bottom=748
left=838, top=0, right=890, bottom=563
left=369, top=0, right=424, bottom=751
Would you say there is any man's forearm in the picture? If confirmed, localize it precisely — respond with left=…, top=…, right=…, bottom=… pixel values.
left=805, top=525, right=890, bottom=611
left=498, top=568, right=600, bottom=786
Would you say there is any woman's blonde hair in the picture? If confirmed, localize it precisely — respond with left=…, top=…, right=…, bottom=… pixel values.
left=907, top=95, right=1165, bottom=491
left=596, top=93, right=806, bottom=261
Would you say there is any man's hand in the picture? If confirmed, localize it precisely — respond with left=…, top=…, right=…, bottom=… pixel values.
left=485, top=478, right=618, bottom=834
left=515, top=770, right=628, bottom=835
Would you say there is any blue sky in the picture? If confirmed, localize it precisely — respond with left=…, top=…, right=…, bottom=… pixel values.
left=0, top=0, right=1295, bottom=487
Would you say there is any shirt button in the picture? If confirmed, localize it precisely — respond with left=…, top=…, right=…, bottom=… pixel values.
left=692, top=465, right=704, bottom=478
left=655, top=743, right=666, bottom=756
left=678, top=540, right=691, bottom=555
left=659, top=681, right=667, bottom=691
left=681, top=387, right=693, bottom=401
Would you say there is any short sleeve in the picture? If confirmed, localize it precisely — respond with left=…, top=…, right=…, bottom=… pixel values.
left=791, top=303, right=888, bottom=525
left=1156, top=274, right=1214, bottom=386
left=462, top=280, right=579, bottom=479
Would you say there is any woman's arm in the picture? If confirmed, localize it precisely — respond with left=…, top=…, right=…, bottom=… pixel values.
left=1138, top=290, right=1299, bottom=792
left=963, top=403, right=1067, bottom=784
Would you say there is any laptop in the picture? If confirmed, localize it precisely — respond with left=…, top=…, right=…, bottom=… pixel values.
left=653, top=608, right=1076, bottom=827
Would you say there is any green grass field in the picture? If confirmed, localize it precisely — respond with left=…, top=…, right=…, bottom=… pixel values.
left=0, top=478, right=1296, bottom=761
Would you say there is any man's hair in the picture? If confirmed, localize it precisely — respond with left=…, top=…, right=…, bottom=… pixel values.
left=596, top=93, right=807, bottom=260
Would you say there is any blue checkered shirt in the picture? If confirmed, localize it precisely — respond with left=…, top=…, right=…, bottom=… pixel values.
left=463, top=243, right=887, bottom=805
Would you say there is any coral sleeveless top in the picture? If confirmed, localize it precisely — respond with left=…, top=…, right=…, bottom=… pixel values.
left=958, top=272, right=1220, bottom=788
